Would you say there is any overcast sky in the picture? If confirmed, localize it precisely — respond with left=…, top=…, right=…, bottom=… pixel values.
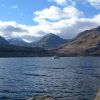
left=0, top=0, right=100, bottom=42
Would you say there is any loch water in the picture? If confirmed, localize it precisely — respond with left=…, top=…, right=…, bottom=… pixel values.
left=0, top=57, right=100, bottom=100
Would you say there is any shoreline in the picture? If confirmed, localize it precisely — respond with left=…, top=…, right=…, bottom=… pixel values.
left=27, top=96, right=54, bottom=100
left=94, top=89, right=100, bottom=100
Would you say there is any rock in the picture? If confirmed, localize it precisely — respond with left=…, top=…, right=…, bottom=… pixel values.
left=94, top=89, right=100, bottom=100
left=28, top=96, right=55, bottom=100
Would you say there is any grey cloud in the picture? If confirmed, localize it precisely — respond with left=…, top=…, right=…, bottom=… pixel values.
left=58, top=20, right=99, bottom=39
left=0, top=25, right=28, bottom=33
left=0, top=25, right=29, bottom=39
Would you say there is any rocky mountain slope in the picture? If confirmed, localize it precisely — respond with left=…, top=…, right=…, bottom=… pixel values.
left=57, top=26, right=100, bottom=56
left=34, top=33, right=69, bottom=49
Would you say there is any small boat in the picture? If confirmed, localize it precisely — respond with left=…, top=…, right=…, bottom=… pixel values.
left=53, top=56, right=60, bottom=59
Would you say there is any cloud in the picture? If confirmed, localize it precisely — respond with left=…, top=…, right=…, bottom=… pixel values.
left=38, top=15, right=100, bottom=39
left=0, top=13, right=100, bottom=41
left=33, top=7, right=100, bottom=39
left=0, top=3, right=100, bottom=42
left=32, top=6, right=86, bottom=38
left=0, top=25, right=28, bottom=39
left=87, top=0, right=100, bottom=9
left=11, top=5, right=18, bottom=9
left=51, top=0, right=67, bottom=5
left=32, top=2, right=100, bottom=39
left=50, top=0, right=75, bottom=6
left=0, top=25, right=28, bottom=33
left=33, top=6, right=84, bottom=23
left=34, top=6, right=63, bottom=22
left=51, top=16, right=99, bottom=38
left=50, top=0, right=100, bottom=9
left=0, top=21, right=38, bottom=40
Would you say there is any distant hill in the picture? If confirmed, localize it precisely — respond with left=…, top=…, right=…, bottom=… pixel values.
left=7, top=38, right=33, bottom=47
left=0, top=45, right=52, bottom=57
left=34, top=33, right=70, bottom=49
left=7, top=34, right=71, bottom=49
left=0, top=37, right=53, bottom=57
left=0, top=36, right=9, bottom=45
left=57, top=26, right=100, bottom=56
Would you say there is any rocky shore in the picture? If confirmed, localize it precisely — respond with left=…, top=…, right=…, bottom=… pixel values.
left=94, top=89, right=100, bottom=100
left=28, top=96, right=55, bottom=100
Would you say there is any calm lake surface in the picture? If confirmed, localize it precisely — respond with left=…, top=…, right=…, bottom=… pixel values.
left=0, top=57, right=100, bottom=100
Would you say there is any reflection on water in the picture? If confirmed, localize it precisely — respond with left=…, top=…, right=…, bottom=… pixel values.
left=0, top=57, right=100, bottom=100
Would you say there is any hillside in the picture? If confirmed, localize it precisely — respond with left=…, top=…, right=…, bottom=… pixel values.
left=0, top=36, right=53, bottom=57
left=34, top=33, right=69, bottom=49
left=57, top=26, right=100, bottom=56
left=0, top=36, right=9, bottom=45
left=0, top=45, right=52, bottom=57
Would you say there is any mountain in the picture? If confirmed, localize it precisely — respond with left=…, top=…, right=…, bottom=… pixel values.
left=7, top=38, right=33, bottom=47
left=7, top=34, right=71, bottom=49
left=57, top=26, right=100, bottom=56
left=34, top=33, right=69, bottom=49
left=0, top=37, right=53, bottom=57
left=0, top=36, right=9, bottom=45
